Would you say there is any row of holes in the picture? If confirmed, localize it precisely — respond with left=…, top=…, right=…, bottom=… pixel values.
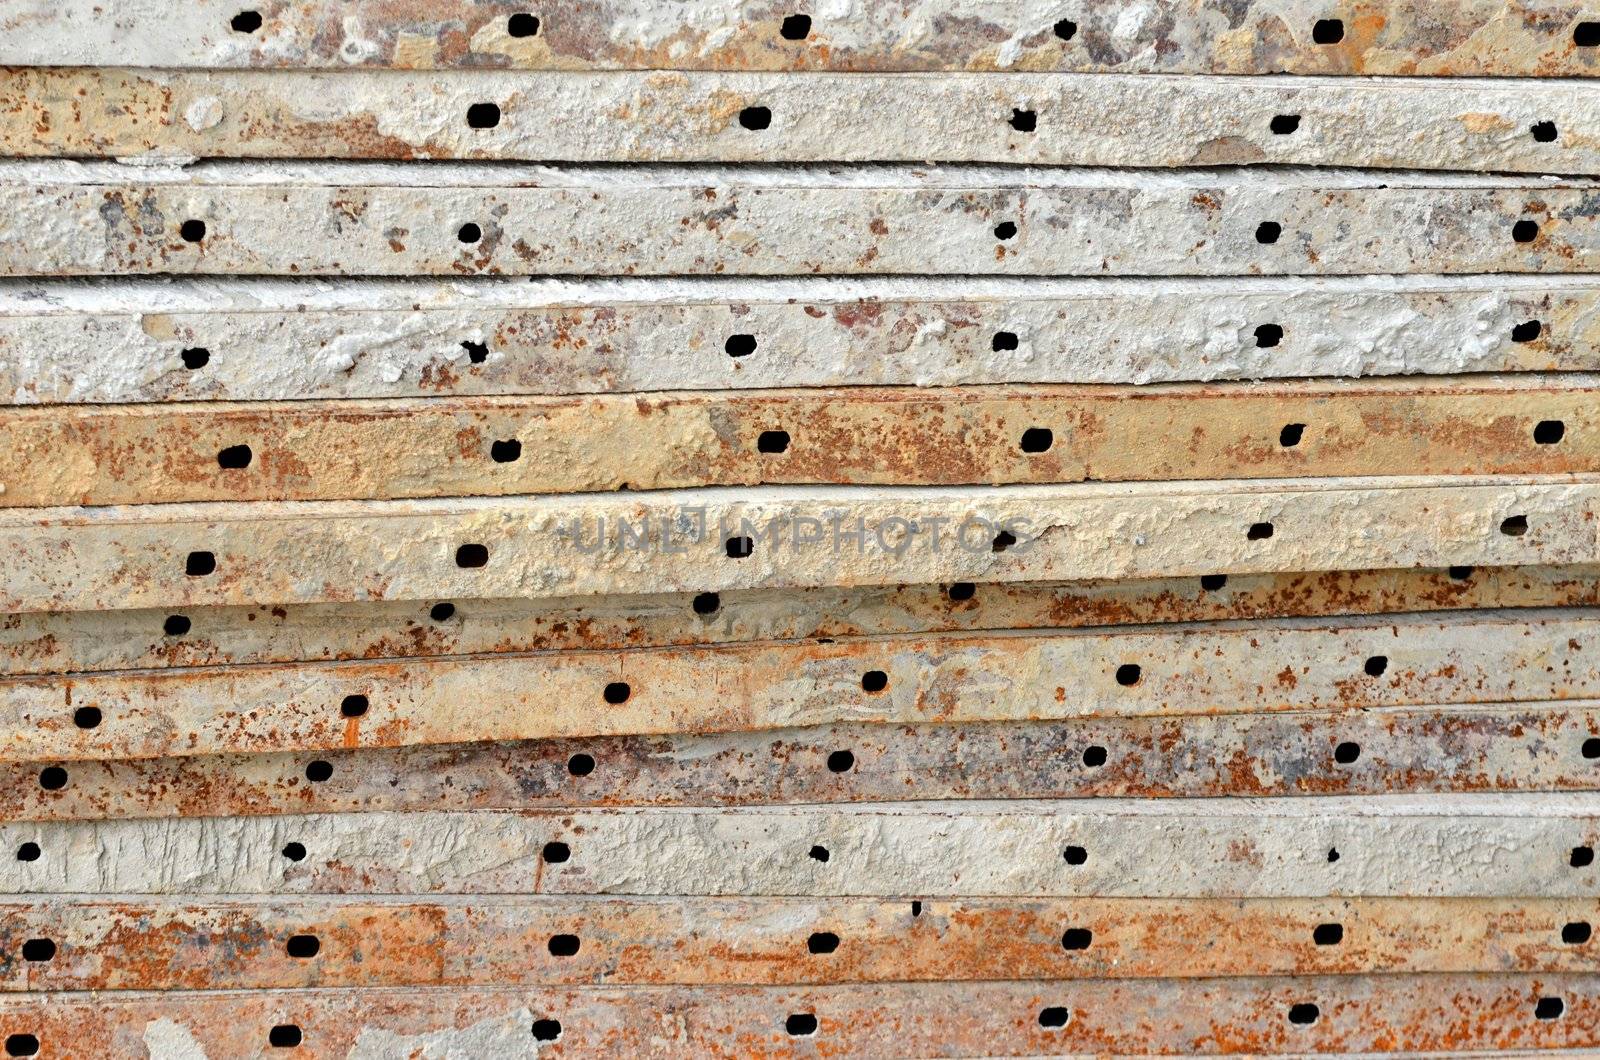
left=48, top=641, right=1566, bottom=741
left=161, top=508, right=1544, bottom=580
left=188, top=414, right=1573, bottom=471
left=165, top=216, right=1564, bottom=252
left=7, top=915, right=1589, bottom=964
left=0, top=982, right=1578, bottom=1055
left=4, top=1017, right=561, bottom=1055
left=223, top=9, right=1600, bottom=51
left=31, top=721, right=1600, bottom=804
left=173, top=314, right=1551, bottom=378
left=29, top=728, right=1600, bottom=790
left=131, top=563, right=1510, bottom=640
left=461, top=96, right=1565, bottom=147
left=12, top=822, right=1599, bottom=871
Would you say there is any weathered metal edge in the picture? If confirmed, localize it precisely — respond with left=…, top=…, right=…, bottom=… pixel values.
left=1, top=895, right=1596, bottom=989
left=4, top=0, right=1600, bottom=77
left=8, top=69, right=1599, bottom=174
left=6, top=608, right=1600, bottom=762
left=0, top=976, right=1594, bottom=1055
left=3, top=478, right=1593, bottom=612
left=4, top=706, right=1598, bottom=821
left=2, top=276, right=1591, bottom=404
left=5, top=565, right=1597, bottom=677
left=10, top=167, right=1599, bottom=277
left=10, top=378, right=1600, bottom=507
left=4, top=795, right=1598, bottom=898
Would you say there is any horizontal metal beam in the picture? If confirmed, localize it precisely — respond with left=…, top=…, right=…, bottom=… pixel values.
left=7, top=276, right=1595, bottom=405
left=1, top=976, right=1594, bottom=1055
left=4, top=795, right=1600, bottom=897
left=8, top=68, right=1599, bottom=173
left=4, top=706, right=1599, bottom=821
left=2, top=895, right=1597, bottom=989
left=5, top=609, right=1600, bottom=762
left=3, top=478, right=1595, bottom=612
left=6, top=163, right=1597, bottom=277
left=1, top=0, right=1595, bottom=76
left=11, top=378, right=1600, bottom=506
left=6, top=565, right=1600, bottom=678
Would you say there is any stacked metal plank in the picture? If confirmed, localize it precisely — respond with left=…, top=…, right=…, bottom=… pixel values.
left=5, top=0, right=1600, bottom=1055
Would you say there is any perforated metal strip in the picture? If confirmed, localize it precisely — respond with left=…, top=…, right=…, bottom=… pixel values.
left=5, top=277, right=1587, bottom=405
left=0, top=896, right=1595, bottom=989
left=2, top=707, right=1597, bottom=821
left=4, top=609, right=1600, bottom=762
left=6, top=69, right=1598, bottom=173
left=7, top=378, right=1598, bottom=507
left=5, top=565, right=1598, bottom=677
left=2, top=0, right=1597, bottom=76
left=3, top=478, right=1593, bottom=613
left=2, top=796, right=1594, bottom=897
left=0, top=977, right=1592, bottom=1055
left=7, top=164, right=1596, bottom=278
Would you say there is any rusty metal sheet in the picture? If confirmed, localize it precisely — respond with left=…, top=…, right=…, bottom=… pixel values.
left=0, top=976, right=1594, bottom=1055
left=2, top=895, right=1597, bottom=990
left=3, top=706, right=1599, bottom=821
left=4, top=608, right=1600, bottom=763
left=4, top=477, right=1596, bottom=614
left=8, top=276, right=1597, bottom=405
left=0, top=977, right=1594, bottom=1056
left=8, top=68, right=1600, bottom=174
left=12, top=377, right=1600, bottom=507
left=5, top=0, right=1600, bottom=77
left=4, top=794, right=1599, bottom=897
left=8, top=162, right=1600, bottom=278
left=6, top=565, right=1600, bottom=678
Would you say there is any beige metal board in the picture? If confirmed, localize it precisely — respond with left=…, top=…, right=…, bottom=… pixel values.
left=3, top=477, right=1595, bottom=613
left=2, top=706, right=1597, bottom=821
left=7, top=69, right=1600, bottom=174
left=9, top=377, right=1600, bottom=507
left=3, top=795, right=1599, bottom=897
left=3, top=0, right=1599, bottom=76
left=5, top=565, right=1600, bottom=678
left=7, top=276, right=1594, bottom=405
left=7, top=163, right=1600, bottom=278
left=4, top=609, right=1600, bottom=762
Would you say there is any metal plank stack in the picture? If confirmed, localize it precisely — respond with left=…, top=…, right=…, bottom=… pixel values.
left=3, top=1, right=1600, bottom=1055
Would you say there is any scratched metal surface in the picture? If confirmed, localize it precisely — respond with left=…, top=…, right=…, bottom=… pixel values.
left=5, top=564, right=1596, bottom=677
left=4, top=608, right=1600, bottom=762
left=8, top=377, right=1600, bottom=507
left=4, top=795, right=1597, bottom=897
left=9, top=2, right=1600, bottom=1054
left=10, top=163, right=1600, bottom=278
left=0, top=976, right=1596, bottom=1056
left=2, top=895, right=1597, bottom=988
left=5, top=477, right=1596, bottom=613
left=3, top=277, right=1592, bottom=405
left=0, top=706, right=1596, bottom=821
left=4, top=0, right=1600, bottom=76
left=6, top=69, right=1600, bottom=173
